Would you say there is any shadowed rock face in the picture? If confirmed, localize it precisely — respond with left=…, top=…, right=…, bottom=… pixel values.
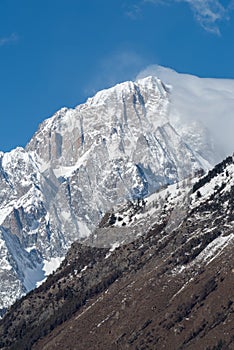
left=0, top=156, right=233, bottom=350
left=0, top=76, right=216, bottom=311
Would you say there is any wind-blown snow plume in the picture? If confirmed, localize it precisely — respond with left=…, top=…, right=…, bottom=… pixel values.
left=137, top=65, right=234, bottom=158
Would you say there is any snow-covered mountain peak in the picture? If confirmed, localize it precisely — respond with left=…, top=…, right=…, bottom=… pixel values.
left=85, top=75, right=168, bottom=107
left=2, top=147, right=32, bottom=167
left=1, top=147, right=40, bottom=186
left=0, top=73, right=223, bottom=313
left=136, top=75, right=169, bottom=94
left=26, top=75, right=172, bottom=170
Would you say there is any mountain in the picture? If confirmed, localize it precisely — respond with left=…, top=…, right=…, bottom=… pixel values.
left=0, top=75, right=219, bottom=313
left=0, top=155, right=233, bottom=350
left=137, top=65, right=234, bottom=159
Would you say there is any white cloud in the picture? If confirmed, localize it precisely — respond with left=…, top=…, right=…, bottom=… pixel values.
left=143, top=0, right=233, bottom=34
left=0, top=33, right=18, bottom=47
left=136, top=65, right=234, bottom=158
left=182, top=0, right=227, bottom=35
left=125, top=4, right=142, bottom=20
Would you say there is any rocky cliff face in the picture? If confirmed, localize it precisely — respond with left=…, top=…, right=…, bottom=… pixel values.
left=0, top=155, right=233, bottom=350
left=0, top=76, right=217, bottom=312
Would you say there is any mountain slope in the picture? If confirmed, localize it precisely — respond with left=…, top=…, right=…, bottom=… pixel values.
left=0, top=75, right=217, bottom=312
left=0, top=155, right=233, bottom=350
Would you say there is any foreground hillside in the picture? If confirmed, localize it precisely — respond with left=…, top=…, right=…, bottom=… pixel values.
left=0, top=155, right=233, bottom=350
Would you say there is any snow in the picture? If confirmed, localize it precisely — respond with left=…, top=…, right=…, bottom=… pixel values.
left=2, top=147, right=28, bottom=168
left=0, top=205, right=14, bottom=225
left=43, top=257, right=64, bottom=276
left=35, top=257, right=64, bottom=288
left=110, top=241, right=120, bottom=251
left=0, top=70, right=233, bottom=311
left=137, top=65, right=234, bottom=159
left=53, top=147, right=93, bottom=178
left=194, top=152, right=212, bottom=171
left=97, top=313, right=112, bottom=328
left=0, top=249, right=12, bottom=271
left=105, top=241, right=120, bottom=259
left=105, top=252, right=112, bottom=259
left=25, top=245, right=37, bottom=253
left=173, top=234, right=234, bottom=278
left=81, top=265, right=88, bottom=272
left=78, top=221, right=91, bottom=238
left=191, top=234, right=234, bottom=266
left=112, top=178, right=194, bottom=233
left=191, top=163, right=234, bottom=206
left=23, top=264, right=44, bottom=291
left=75, top=295, right=104, bottom=321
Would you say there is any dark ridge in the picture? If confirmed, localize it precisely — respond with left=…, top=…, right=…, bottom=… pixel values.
left=193, top=155, right=233, bottom=193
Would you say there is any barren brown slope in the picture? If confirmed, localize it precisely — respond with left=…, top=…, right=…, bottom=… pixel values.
left=32, top=244, right=234, bottom=350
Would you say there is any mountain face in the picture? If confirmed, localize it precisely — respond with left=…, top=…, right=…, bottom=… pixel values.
left=0, top=155, right=233, bottom=350
left=0, top=76, right=218, bottom=312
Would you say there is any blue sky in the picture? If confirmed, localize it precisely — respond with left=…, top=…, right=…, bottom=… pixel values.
left=0, top=0, right=234, bottom=151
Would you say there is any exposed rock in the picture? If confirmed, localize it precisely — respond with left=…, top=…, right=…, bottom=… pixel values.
left=0, top=156, right=233, bottom=350
left=0, top=76, right=216, bottom=311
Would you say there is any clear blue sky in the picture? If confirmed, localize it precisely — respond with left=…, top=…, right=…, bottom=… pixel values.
left=0, top=0, right=234, bottom=151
